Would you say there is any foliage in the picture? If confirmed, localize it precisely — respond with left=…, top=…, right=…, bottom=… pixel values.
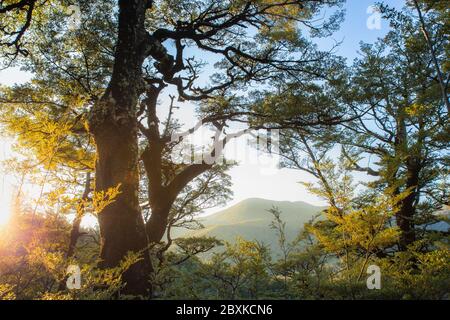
left=0, top=0, right=448, bottom=300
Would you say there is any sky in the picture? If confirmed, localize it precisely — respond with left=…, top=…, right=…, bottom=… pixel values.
left=221, top=0, right=404, bottom=204
left=0, top=0, right=406, bottom=225
left=204, top=0, right=404, bottom=211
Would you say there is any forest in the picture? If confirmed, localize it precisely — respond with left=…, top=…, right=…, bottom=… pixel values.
left=0, top=0, right=448, bottom=300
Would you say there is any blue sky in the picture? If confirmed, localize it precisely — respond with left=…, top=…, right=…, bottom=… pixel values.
left=322, top=0, right=404, bottom=60
left=207, top=0, right=406, bottom=211
left=0, top=1, right=408, bottom=222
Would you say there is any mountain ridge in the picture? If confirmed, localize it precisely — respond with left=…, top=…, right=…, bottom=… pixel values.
left=172, top=198, right=326, bottom=255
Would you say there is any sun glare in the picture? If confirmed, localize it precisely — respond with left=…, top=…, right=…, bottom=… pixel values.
left=0, top=181, right=13, bottom=226
left=0, top=139, right=14, bottom=226
left=0, top=137, right=14, bottom=227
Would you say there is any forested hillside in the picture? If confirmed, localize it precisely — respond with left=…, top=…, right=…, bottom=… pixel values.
left=173, top=198, right=325, bottom=255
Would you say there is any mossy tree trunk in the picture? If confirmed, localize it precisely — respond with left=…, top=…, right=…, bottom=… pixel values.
left=88, top=0, right=154, bottom=297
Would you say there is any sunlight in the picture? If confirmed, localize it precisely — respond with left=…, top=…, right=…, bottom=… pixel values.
left=0, top=138, right=15, bottom=226
left=0, top=180, right=13, bottom=226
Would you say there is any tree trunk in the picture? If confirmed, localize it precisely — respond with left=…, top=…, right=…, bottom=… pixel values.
left=142, top=137, right=212, bottom=243
left=142, top=144, right=173, bottom=244
left=146, top=204, right=171, bottom=244
left=92, top=117, right=152, bottom=296
left=396, top=158, right=420, bottom=251
left=88, top=0, right=154, bottom=297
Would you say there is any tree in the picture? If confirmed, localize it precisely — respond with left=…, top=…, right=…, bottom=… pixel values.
left=405, top=0, right=449, bottom=113
left=1, top=0, right=346, bottom=296
left=0, top=207, right=70, bottom=299
left=203, top=238, right=271, bottom=299
left=335, top=15, right=449, bottom=249
left=271, top=9, right=449, bottom=251
left=0, top=0, right=40, bottom=60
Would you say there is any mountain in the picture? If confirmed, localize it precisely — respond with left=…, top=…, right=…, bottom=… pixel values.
left=172, top=198, right=326, bottom=255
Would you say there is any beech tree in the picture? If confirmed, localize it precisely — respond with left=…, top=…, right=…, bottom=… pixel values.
left=336, top=16, right=448, bottom=250
left=0, top=1, right=448, bottom=301
left=1, top=0, right=346, bottom=296
left=0, top=0, right=40, bottom=59
left=407, top=0, right=449, bottom=113
left=275, top=10, right=448, bottom=251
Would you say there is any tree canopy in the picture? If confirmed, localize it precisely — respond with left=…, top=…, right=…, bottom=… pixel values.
left=0, top=0, right=448, bottom=300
